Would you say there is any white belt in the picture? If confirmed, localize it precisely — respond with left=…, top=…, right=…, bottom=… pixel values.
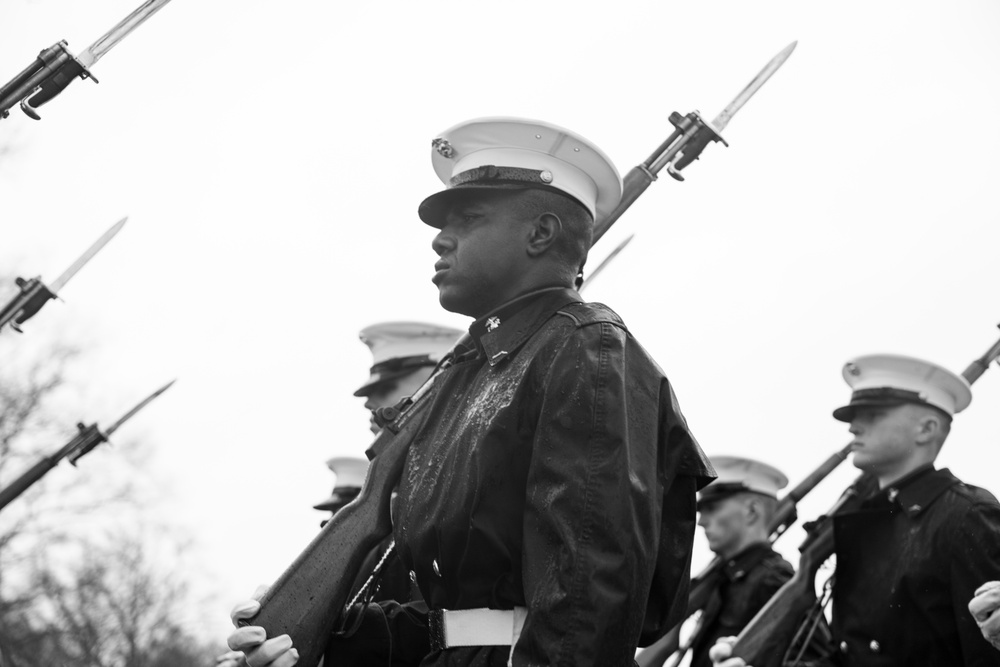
left=429, top=607, right=527, bottom=651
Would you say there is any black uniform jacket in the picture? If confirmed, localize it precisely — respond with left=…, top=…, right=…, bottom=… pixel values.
left=327, top=287, right=714, bottom=667
left=831, top=465, right=1000, bottom=666
left=689, top=542, right=795, bottom=667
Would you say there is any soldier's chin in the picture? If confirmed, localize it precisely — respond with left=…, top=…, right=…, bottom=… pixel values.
left=437, top=289, right=476, bottom=317
left=368, top=417, right=380, bottom=434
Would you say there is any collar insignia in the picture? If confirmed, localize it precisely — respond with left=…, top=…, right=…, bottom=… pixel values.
left=486, top=316, right=501, bottom=332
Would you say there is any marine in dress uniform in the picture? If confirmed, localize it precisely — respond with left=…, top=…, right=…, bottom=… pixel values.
left=226, top=117, right=716, bottom=667
left=353, top=322, right=465, bottom=435
left=313, top=322, right=463, bottom=517
left=689, top=457, right=795, bottom=667
left=711, top=355, right=1000, bottom=667
left=315, top=323, right=463, bottom=607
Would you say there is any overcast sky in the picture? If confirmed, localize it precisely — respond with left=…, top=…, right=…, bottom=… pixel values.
left=2, top=0, right=999, bottom=645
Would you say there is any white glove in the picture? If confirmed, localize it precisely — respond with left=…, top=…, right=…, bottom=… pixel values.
left=709, top=636, right=750, bottom=667
left=969, top=581, right=1000, bottom=650
left=223, top=585, right=299, bottom=667
left=215, top=649, right=248, bottom=667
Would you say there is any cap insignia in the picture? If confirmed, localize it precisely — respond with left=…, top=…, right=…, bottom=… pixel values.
left=486, top=316, right=501, bottom=332
left=432, top=138, right=455, bottom=159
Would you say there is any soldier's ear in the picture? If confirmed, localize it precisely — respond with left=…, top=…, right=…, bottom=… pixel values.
left=525, top=212, right=562, bottom=257
left=915, top=413, right=943, bottom=446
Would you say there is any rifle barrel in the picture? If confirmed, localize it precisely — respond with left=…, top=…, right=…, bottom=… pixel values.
left=961, top=325, right=1000, bottom=384
left=0, top=424, right=104, bottom=513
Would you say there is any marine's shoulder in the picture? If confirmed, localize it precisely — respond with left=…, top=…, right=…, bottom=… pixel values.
left=553, top=300, right=626, bottom=330
left=944, top=476, right=1000, bottom=508
left=932, top=468, right=1000, bottom=512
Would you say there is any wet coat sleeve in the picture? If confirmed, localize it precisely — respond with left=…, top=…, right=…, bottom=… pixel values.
left=512, top=320, right=698, bottom=667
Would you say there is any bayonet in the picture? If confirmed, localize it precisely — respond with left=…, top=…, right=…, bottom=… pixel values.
left=711, top=41, right=797, bottom=134
left=0, top=217, right=127, bottom=333
left=0, top=0, right=173, bottom=121
left=597, top=41, right=797, bottom=241
left=580, top=234, right=634, bottom=293
left=101, top=379, right=175, bottom=439
left=0, top=380, right=175, bottom=513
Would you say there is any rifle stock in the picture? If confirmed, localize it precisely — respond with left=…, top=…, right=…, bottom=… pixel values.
left=244, top=393, right=433, bottom=667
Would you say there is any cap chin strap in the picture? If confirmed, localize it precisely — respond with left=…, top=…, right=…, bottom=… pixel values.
left=450, top=165, right=547, bottom=187
left=850, top=387, right=924, bottom=403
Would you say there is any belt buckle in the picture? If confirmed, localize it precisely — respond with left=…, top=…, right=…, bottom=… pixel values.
left=428, top=608, right=447, bottom=652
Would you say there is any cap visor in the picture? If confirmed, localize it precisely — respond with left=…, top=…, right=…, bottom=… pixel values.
left=418, top=183, right=577, bottom=228
left=353, top=368, right=418, bottom=397
left=832, top=397, right=909, bottom=422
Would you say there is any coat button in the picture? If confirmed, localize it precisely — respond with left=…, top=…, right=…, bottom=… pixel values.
left=432, top=559, right=441, bottom=577
left=869, top=640, right=880, bottom=653
left=839, top=641, right=849, bottom=653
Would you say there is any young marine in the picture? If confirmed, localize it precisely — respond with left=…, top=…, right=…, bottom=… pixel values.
left=226, top=117, right=714, bottom=666
left=712, top=354, right=1000, bottom=666
left=688, top=457, right=795, bottom=667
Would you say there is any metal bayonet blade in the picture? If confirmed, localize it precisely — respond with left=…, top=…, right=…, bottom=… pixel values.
left=581, top=234, right=634, bottom=293
left=78, top=0, right=173, bottom=68
left=49, top=217, right=127, bottom=294
left=711, top=41, right=797, bottom=133
left=104, top=380, right=175, bottom=437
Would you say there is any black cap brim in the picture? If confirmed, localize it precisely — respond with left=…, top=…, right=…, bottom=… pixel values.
left=353, top=367, right=423, bottom=397
left=418, top=183, right=582, bottom=228
left=832, top=397, right=910, bottom=422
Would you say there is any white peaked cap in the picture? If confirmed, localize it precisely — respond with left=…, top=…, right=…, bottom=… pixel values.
left=354, top=321, right=464, bottom=397
left=418, top=117, right=622, bottom=226
left=698, top=456, right=788, bottom=507
left=832, top=353, right=972, bottom=422
left=325, top=456, right=369, bottom=488
left=312, top=457, right=369, bottom=512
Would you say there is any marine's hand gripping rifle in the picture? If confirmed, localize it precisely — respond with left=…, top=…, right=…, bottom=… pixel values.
left=730, top=323, right=1000, bottom=666
left=243, top=43, right=798, bottom=667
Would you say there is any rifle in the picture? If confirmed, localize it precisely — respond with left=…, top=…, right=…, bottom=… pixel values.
left=245, top=43, right=798, bottom=667
left=636, top=443, right=853, bottom=667
left=730, top=323, right=1000, bottom=665
left=0, top=381, right=173, bottom=513
left=0, top=0, right=171, bottom=121
left=0, top=218, right=126, bottom=334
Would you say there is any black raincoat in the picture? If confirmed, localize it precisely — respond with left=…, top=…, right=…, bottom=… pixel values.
left=831, top=465, right=1000, bottom=666
left=327, top=287, right=713, bottom=666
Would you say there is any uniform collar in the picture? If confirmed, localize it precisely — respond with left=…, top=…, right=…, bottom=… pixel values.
left=870, top=465, right=959, bottom=517
left=721, top=541, right=774, bottom=582
left=468, top=286, right=583, bottom=366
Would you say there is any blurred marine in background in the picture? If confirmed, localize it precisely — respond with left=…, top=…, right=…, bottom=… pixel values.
left=689, top=456, right=794, bottom=667
left=352, top=321, right=464, bottom=435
